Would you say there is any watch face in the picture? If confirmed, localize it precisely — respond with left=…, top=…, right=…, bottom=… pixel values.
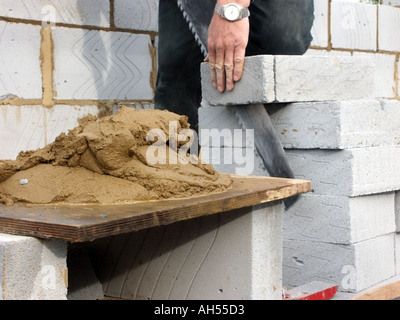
left=224, top=4, right=240, bottom=21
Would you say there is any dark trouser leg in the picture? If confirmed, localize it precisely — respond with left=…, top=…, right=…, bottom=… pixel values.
left=247, top=0, right=314, bottom=56
left=154, top=0, right=204, bottom=132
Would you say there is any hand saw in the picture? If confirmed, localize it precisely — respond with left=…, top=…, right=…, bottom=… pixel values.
left=177, top=0, right=299, bottom=209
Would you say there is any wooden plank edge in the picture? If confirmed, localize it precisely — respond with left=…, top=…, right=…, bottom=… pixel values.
left=73, top=180, right=311, bottom=242
left=0, top=217, right=79, bottom=242
left=351, top=280, right=400, bottom=300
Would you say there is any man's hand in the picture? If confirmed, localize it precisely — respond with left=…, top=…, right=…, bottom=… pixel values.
left=206, top=11, right=249, bottom=93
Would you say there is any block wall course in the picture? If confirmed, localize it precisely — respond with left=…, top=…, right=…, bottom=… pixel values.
left=201, top=55, right=375, bottom=106
left=200, top=100, right=400, bottom=150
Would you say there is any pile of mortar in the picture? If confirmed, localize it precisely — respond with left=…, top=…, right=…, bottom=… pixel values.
left=0, top=107, right=232, bottom=206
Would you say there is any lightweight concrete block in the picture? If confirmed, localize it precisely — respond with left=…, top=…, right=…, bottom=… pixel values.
left=0, top=234, right=67, bottom=300
left=270, top=99, right=400, bottom=149
left=87, top=203, right=283, bottom=300
left=201, top=55, right=275, bottom=106
left=330, top=1, right=377, bottom=51
left=0, top=105, right=101, bottom=160
left=114, top=0, right=159, bottom=32
left=283, top=234, right=396, bottom=293
left=0, top=0, right=110, bottom=27
left=378, top=5, right=400, bottom=52
left=0, top=21, right=42, bottom=100
left=53, top=27, right=153, bottom=100
left=287, top=146, right=400, bottom=196
left=201, top=55, right=375, bottom=106
left=284, top=193, right=396, bottom=245
left=274, top=55, right=375, bottom=102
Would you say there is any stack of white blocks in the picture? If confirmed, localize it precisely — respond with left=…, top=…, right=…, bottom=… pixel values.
left=199, top=54, right=400, bottom=294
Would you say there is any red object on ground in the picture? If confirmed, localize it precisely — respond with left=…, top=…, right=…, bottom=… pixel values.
left=283, top=281, right=339, bottom=300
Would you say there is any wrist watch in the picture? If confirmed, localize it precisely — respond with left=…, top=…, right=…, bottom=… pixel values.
left=214, top=3, right=250, bottom=22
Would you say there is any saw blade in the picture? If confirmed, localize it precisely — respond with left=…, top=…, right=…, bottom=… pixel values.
left=177, top=0, right=215, bottom=56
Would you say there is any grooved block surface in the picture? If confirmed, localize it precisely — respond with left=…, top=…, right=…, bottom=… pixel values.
left=53, top=27, right=153, bottom=100
left=87, top=203, right=283, bottom=300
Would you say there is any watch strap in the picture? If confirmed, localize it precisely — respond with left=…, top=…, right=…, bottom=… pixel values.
left=214, top=3, right=250, bottom=21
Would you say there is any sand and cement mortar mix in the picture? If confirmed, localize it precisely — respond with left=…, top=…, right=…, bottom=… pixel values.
left=0, top=107, right=232, bottom=206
